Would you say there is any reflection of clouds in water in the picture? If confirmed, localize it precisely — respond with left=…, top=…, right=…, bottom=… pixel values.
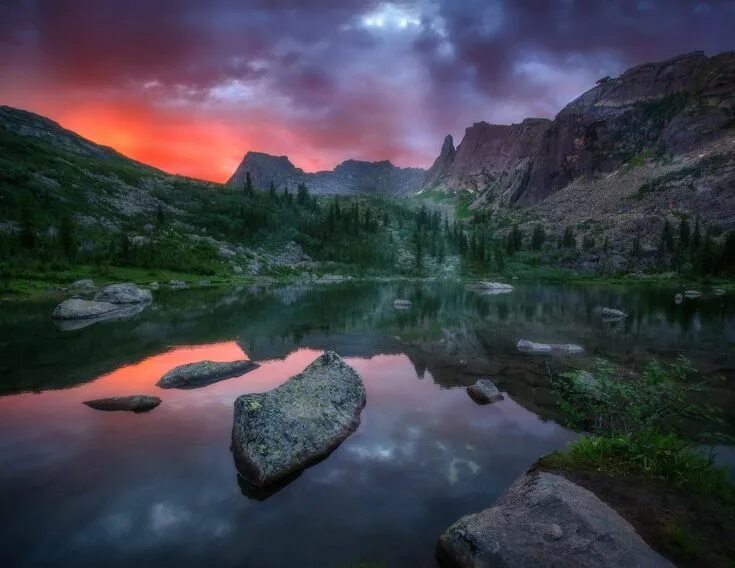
left=150, top=502, right=191, bottom=533
left=447, top=458, right=480, bottom=485
left=348, top=443, right=396, bottom=462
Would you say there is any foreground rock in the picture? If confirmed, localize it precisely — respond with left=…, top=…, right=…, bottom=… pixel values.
left=437, top=472, right=672, bottom=567
left=84, top=395, right=161, bottom=413
left=231, top=351, right=366, bottom=487
left=157, top=359, right=259, bottom=389
left=95, top=282, right=152, bottom=304
left=517, top=339, right=584, bottom=355
left=466, top=379, right=504, bottom=404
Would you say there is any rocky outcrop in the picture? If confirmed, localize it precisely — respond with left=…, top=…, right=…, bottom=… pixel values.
left=466, top=379, right=504, bottom=404
left=227, top=152, right=424, bottom=195
left=83, top=395, right=161, bottom=412
left=437, top=471, right=673, bottom=567
left=231, top=351, right=366, bottom=487
left=157, top=360, right=259, bottom=389
left=422, top=135, right=456, bottom=190
left=421, top=119, right=551, bottom=203
left=95, top=283, right=152, bottom=304
left=423, top=51, right=735, bottom=217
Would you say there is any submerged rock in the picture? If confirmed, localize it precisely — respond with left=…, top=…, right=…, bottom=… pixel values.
left=466, top=281, right=514, bottom=295
left=467, top=379, right=504, bottom=404
left=157, top=359, right=259, bottom=389
left=517, top=339, right=584, bottom=355
left=95, top=282, right=152, bottom=304
left=437, top=472, right=672, bottom=567
left=714, top=288, right=726, bottom=296
left=674, top=293, right=684, bottom=304
left=601, top=307, right=627, bottom=320
left=684, top=290, right=702, bottom=299
left=52, top=298, right=123, bottom=320
left=231, top=351, right=366, bottom=488
left=83, top=395, right=161, bottom=412
left=394, top=299, right=412, bottom=309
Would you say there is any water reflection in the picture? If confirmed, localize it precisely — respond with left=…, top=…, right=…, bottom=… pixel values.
left=0, top=282, right=733, bottom=566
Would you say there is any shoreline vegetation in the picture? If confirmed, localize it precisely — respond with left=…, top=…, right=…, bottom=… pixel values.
left=538, top=358, right=735, bottom=566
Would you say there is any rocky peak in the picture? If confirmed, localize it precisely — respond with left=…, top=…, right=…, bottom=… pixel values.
left=421, top=134, right=456, bottom=191
left=227, top=152, right=425, bottom=195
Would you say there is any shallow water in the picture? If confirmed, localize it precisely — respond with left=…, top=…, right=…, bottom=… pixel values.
left=0, top=281, right=733, bottom=567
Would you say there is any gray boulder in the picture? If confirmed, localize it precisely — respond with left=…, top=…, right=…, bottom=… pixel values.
left=467, top=379, right=504, bottom=404
left=168, top=279, right=188, bottom=289
left=52, top=298, right=123, bottom=320
left=69, top=278, right=96, bottom=290
left=157, top=359, right=259, bottom=389
left=231, top=351, right=366, bottom=487
left=437, top=472, right=673, bottom=567
left=84, top=395, right=161, bottom=412
left=95, top=282, right=152, bottom=304
left=394, top=299, right=412, bottom=309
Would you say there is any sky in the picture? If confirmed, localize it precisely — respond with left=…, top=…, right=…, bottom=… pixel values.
left=0, top=1, right=733, bottom=182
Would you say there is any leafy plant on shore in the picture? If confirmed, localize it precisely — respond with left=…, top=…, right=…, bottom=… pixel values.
left=548, top=357, right=734, bottom=501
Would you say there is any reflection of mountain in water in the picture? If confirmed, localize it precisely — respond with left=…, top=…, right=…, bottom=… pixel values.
left=2, top=282, right=733, bottom=422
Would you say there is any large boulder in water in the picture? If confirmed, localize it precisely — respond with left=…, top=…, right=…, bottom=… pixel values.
left=52, top=298, right=123, bottom=320
left=95, top=282, right=152, bottom=304
left=83, top=395, right=161, bottom=412
left=436, top=472, right=672, bottom=567
left=231, top=351, right=366, bottom=487
left=157, top=360, right=259, bottom=389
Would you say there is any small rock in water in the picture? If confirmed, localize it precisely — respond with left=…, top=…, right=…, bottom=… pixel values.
left=437, top=472, right=673, bottom=567
left=466, top=379, right=504, bottom=404
left=466, top=281, right=514, bottom=295
left=168, top=279, right=188, bottom=289
left=684, top=290, right=702, bottom=299
left=601, top=307, right=627, bottom=320
left=157, top=359, right=259, bottom=389
left=517, top=339, right=584, bottom=355
left=674, top=293, right=683, bottom=304
left=84, top=395, right=161, bottom=413
left=149, top=281, right=160, bottom=290
left=394, top=299, right=412, bottom=309
left=713, top=288, right=726, bottom=296
left=231, top=351, right=366, bottom=488
left=95, top=282, right=152, bottom=304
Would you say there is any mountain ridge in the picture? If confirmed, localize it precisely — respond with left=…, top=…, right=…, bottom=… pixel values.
left=227, top=151, right=425, bottom=195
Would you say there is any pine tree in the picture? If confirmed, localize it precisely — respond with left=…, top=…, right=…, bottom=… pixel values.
left=692, top=217, right=701, bottom=250
left=678, top=218, right=690, bottom=251
left=19, top=205, right=36, bottom=251
left=720, top=231, right=735, bottom=274
left=58, top=213, right=76, bottom=261
left=561, top=226, right=575, bottom=249
left=244, top=171, right=254, bottom=195
left=531, top=224, right=545, bottom=250
left=661, top=219, right=675, bottom=252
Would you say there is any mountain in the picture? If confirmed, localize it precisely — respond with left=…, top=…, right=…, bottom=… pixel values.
left=227, top=151, right=425, bottom=195
left=422, top=50, right=735, bottom=234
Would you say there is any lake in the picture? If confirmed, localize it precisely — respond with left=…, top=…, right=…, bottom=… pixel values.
left=0, top=281, right=733, bottom=567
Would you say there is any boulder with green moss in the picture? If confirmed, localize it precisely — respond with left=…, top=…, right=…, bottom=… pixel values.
left=231, top=350, right=366, bottom=487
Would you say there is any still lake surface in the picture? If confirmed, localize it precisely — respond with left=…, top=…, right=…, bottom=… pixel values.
left=0, top=281, right=733, bottom=567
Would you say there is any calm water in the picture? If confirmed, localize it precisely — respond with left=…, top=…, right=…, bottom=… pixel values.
left=0, top=281, right=733, bottom=567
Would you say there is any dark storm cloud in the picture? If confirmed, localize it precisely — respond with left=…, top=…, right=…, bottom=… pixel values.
left=0, top=0, right=732, bottom=179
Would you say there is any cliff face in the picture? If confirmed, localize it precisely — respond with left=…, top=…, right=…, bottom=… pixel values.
left=227, top=153, right=425, bottom=195
left=422, top=51, right=735, bottom=212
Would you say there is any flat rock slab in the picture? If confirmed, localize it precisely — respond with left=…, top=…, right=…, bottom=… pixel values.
left=157, top=359, right=259, bottom=389
left=231, top=350, right=366, bottom=488
left=517, top=339, right=584, bottom=355
left=437, top=472, right=673, bottom=568
left=467, top=379, right=504, bottom=404
left=601, top=307, right=627, bottom=319
left=84, top=395, right=161, bottom=412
